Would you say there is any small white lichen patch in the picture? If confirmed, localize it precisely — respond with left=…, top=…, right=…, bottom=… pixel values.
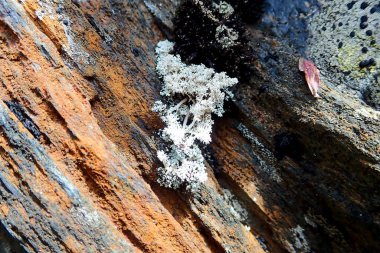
left=290, top=225, right=310, bottom=252
left=212, top=1, right=234, bottom=17
left=193, top=0, right=219, bottom=22
left=153, top=40, right=238, bottom=190
left=70, top=204, right=134, bottom=251
left=190, top=1, right=238, bottom=49
left=222, top=188, right=249, bottom=222
left=74, top=206, right=101, bottom=228
left=35, top=1, right=55, bottom=20
left=61, top=17, right=95, bottom=66
left=237, top=123, right=282, bottom=182
left=31, top=62, right=42, bottom=72
left=304, top=215, right=317, bottom=228
left=215, top=24, right=239, bottom=48
left=355, top=107, right=380, bottom=120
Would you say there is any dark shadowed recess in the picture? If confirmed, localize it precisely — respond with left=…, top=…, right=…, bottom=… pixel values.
left=0, top=222, right=27, bottom=253
left=258, top=0, right=320, bottom=56
left=4, top=101, right=42, bottom=140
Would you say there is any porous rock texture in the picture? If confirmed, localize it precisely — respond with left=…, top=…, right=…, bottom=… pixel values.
left=0, top=0, right=379, bottom=253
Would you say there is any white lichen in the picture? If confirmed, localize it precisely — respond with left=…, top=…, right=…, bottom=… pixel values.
left=74, top=206, right=101, bottom=228
left=153, top=40, right=238, bottom=189
left=237, top=123, right=282, bottom=182
left=35, top=1, right=55, bottom=20
left=61, top=17, right=95, bottom=66
left=290, top=225, right=310, bottom=252
left=222, top=188, right=249, bottom=222
left=304, top=215, right=317, bottom=228
left=215, top=24, right=239, bottom=48
left=193, top=0, right=219, bottom=22
left=212, top=1, right=234, bottom=17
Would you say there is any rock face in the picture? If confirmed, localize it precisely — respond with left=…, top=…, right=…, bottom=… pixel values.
left=307, top=0, right=380, bottom=110
left=0, top=1, right=379, bottom=253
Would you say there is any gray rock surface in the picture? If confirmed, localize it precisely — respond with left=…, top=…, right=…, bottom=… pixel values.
left=307, top=0, right=380, bottom=109
left=0, top=0, right=379, bottom=253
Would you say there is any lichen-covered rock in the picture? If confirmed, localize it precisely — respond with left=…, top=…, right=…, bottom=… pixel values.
left=164, top=0, right=380, bottom=252
left=0, top=0, right=266, bottom=252
left=363, top=80, right=380, bottom=109
left=0, top=0, right=379, bottom=253
left=307, top=0, right=380, bottom=109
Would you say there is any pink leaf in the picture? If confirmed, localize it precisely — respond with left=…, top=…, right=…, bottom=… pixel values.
left=299, top=58, right=321, bottom=98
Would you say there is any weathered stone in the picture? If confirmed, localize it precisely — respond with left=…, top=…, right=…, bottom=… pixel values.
left=0, top=0, right=379, bottom=253
left=307, top=0, right=380, bottom=109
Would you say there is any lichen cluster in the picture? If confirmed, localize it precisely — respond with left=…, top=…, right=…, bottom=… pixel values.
left=153, top=40, right=238, bottom=189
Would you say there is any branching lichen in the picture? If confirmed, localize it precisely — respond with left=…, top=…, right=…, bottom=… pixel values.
left=153, top=40, right=238, bottom=190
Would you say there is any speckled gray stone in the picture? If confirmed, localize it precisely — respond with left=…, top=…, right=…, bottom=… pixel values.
left=307, top=0, right=380, bottom=109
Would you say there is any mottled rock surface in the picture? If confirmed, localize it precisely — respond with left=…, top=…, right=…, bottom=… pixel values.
left=0, top=0, right=379, bottom=253
left=307, top=0, right=380, bottom=109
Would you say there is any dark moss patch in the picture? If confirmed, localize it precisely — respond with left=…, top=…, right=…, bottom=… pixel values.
left=173, top=0, right=258, bottom=80
left=359, top=58, right=376, bottom=68
left=360, top=21, right=368, bottom=29
left=370, top=4, right=380, bottom=14
left=343, top=71, right=352, bottom=76
left=360, top=2, right=369, bottom=10
left=347, top=1, right=356, bottom=10
left=274, top=133, right=305, bottom=161
left=226, top=0, right=264, bottom=24
left=132, top=48, right=140, bottom=57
